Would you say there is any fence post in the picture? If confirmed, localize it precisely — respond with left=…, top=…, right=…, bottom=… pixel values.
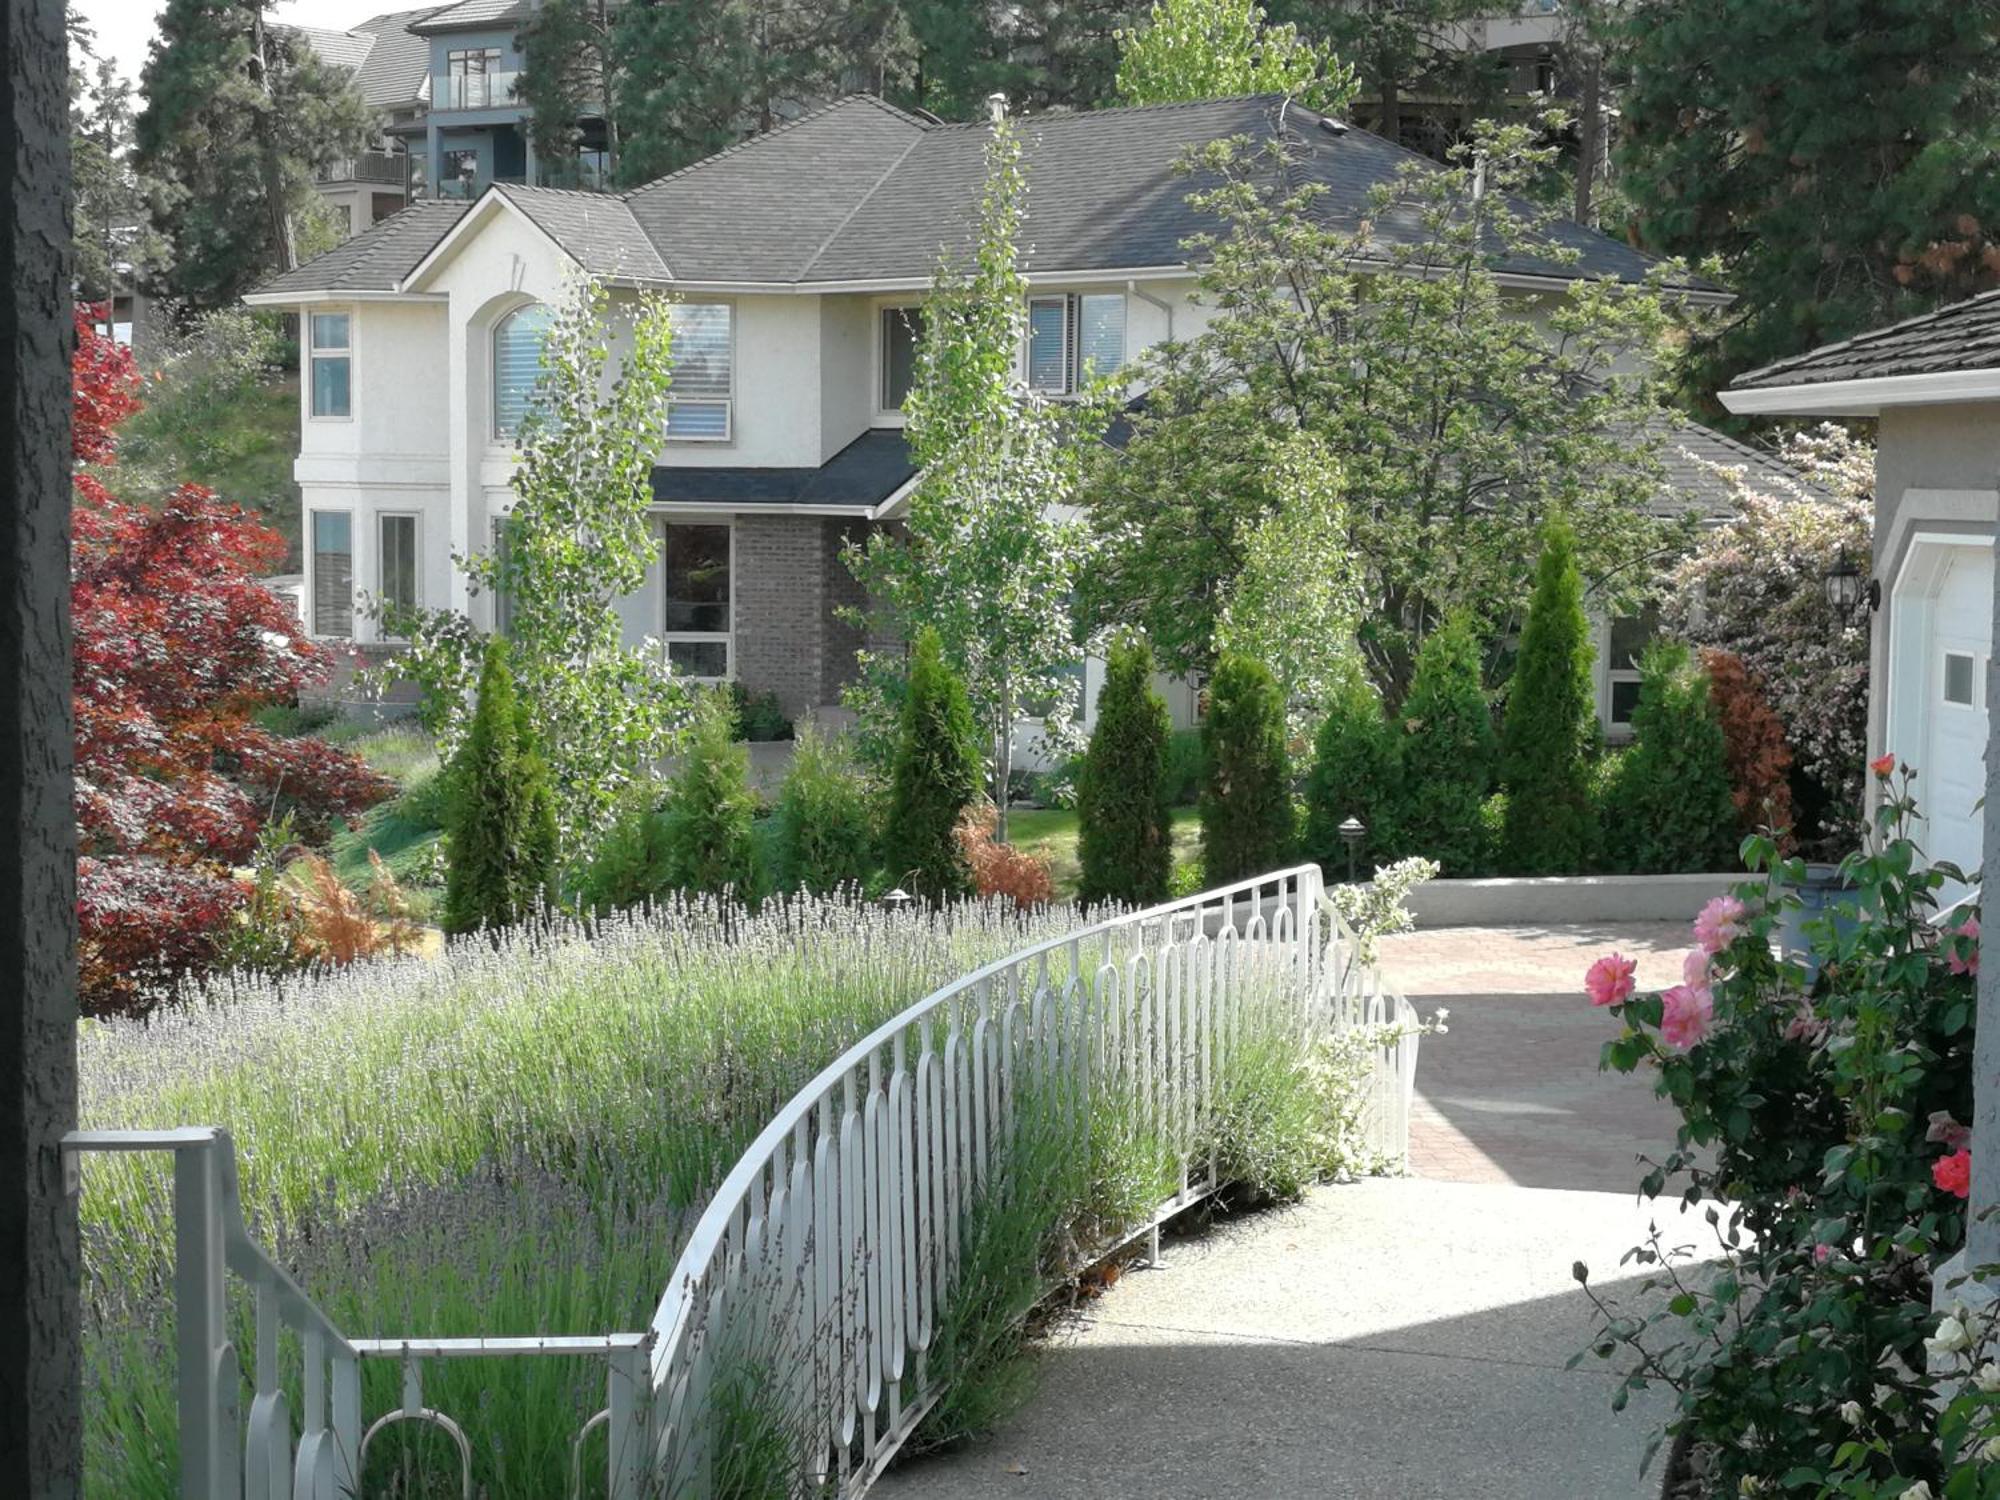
left=176, top=1137, right=236, bottom=1498
left=607, top=1339, right=648, bottom=1499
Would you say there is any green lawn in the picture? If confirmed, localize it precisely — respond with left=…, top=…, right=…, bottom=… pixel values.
left=1006, top=805, right=1202, bottom=897
left=326, top=725, right=447, bottom=913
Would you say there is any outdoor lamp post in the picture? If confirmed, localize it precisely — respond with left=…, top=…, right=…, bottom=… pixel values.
left=881, top=888, right=914, bottom=913
left=1338, top=816, right=1366, bottom=884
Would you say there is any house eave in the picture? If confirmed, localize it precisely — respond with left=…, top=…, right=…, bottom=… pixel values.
left=242, top=288, right=450, bottom=307
left=1721, top=367, right=2000, bottom=417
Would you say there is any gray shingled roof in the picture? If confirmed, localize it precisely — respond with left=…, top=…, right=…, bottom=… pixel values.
left=256, top=93, right=1709, bottom=299
left=1654, top=418, right=1835, bottom=518
left=350, top=8, right=444, bottom=108
left=1730, top=289, right=2000, bottom=391
left=493, top=184, right=671, bottom=281
left=803, top=95, right=1701, bottom=287
left=284, top=24, right=375, bottom=73
left=252, top=200, right=468, bottom=297
left=624, top=96, right=930, bottom=285
left=651, top=430, right=916, bottom=510
left=409, top=0, right=532, bottom=33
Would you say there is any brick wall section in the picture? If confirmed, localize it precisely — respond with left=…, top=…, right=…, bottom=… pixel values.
left=734, top=514, right=830, bottom=716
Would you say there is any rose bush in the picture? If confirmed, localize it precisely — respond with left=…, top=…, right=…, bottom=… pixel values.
left=1575, top=760, right=1978, bottom=1492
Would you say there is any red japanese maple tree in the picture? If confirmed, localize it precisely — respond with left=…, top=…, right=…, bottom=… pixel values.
left=71, top=307, right=393, bottom=1013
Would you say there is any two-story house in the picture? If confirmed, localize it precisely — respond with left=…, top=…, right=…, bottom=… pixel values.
left=292, top=0, right=613, bottom=239
left=247, top=91, right=1773, bottom=738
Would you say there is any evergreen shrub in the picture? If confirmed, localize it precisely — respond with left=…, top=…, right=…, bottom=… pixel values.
left=1076, top=637, right=1173, bottom=907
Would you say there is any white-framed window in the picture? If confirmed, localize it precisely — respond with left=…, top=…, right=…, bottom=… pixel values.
left=1943, top=650, right=1977, bottom=708
left=378, top=512, right=419, bottom=621
left=665, top=303, right=732, bottom=440
left=661, top=520, right=732, bottom=678
left=493, top=302, right=553, bottom=439
left=1605, top=608, right=1658, bottom=736
left=309, top=311, right=352, bottom=419
left=310, top=509, right=354, bottom=637
left=880, top=305, right=925, bottom=411
left=1026, top=292, right=1126, bottom=394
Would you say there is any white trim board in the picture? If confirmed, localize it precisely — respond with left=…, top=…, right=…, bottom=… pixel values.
left=1722, top=367, right=2000, bottom=417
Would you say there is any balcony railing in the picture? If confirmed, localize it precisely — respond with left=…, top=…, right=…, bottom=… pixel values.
left=434, top=70, right=522, bottom=111
left=316, top=150, right=413, bottom=188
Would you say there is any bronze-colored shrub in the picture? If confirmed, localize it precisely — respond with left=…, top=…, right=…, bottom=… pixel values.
left=1700, top=647, right=1795, bottom=851
left=956, top=806, right=1055, bottom=911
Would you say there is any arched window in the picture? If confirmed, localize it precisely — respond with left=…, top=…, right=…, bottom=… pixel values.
left=492, top=302, right=553, bottom=438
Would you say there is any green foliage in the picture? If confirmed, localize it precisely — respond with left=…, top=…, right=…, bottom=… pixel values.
left=729, top=683, right=795, bottom=742
left=1162, top=728, right=1206, bottom=807
left=896, top=0, right=1127, bottom=121
left=570, top=785, right=673, bottom=914
left=1579, top=785, right=1979, bottom=1495
left=1198, top=654, right=1293, bottom=886
left=1498, top=517, right=1599, bottom=874
left=1611, top=0, right=2000, bottom=387
left=513, top=0, right=621, bottom=185
left=135, top=0, right=374, bottom=307
left=843, top=112, right=1112, bottom=840
left=770, top=726, right=877, bottom=897
left=381, top=279, right=689, bottom=864
left=659, top=690, right=761, bottom=901
left=70, top=41, right=171, bottom=302
left=1600, top=643, right=1739, bottom=875
left=1301, top=665, right=1395, bottom=874
left=1267, top=0, right=1500, bottom=150
left=882, top=629, right=981, bottom=901
left=611, top=0, right=912, bottom=184
left=1211, top=431, right=1366, bottom=735
left=1076, top=637, right=1174, bottom=908
left=1115, top=0, right=1355, bottom=111
left=1325, top=856, right=1438, bottom=964
left=443, top=641, right=558, bottom=935
left=1086, top=118, right=1688, bottom=695
left=1386, top=615, right=1495, bottom=876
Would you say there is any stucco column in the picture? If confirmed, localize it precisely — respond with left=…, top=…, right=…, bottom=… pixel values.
left=445, top=295, right=474, bottom=617
left=0, top=0, right=83, bottom=1486
left=1971, top=558, right=2000, bottom=1275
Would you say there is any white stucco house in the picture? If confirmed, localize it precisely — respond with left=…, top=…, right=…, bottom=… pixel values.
left=1723, top=303, right=2000, bottom=882
left=247, top=90, right=1766, bottom=742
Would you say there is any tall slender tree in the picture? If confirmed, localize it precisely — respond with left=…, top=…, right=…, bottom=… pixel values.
left=136, top=0, right=373, bottom=307
left=844, top=107, right=1112, bottom=841
left=1077, top=636, right=1174, bottom=907
left=69, top=39, right=170, bottom=303
left=1114, top=0, right=1354, bottom=110
left=1498, top=516, right=1597, bottom=874
left=515, top=0, right=620, bottom=186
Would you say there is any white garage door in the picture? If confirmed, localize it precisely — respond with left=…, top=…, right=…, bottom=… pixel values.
left=1916, top=545, right=1990, bottom=882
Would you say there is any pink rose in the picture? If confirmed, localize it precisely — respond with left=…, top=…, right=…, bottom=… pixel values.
left=1947, top=916, right=1980, bottom=977
left=1934, top=1147, right=1972, bottom=1200
left=1782, top=998, right=1826, bottom=1046
left=1870, top=752, right=1896, bottom=778
left=1585, top=952, right=1637, bottom=1008
left=1813, top=1243, right=1833, bottom=1265
left=1659, top=983, right=1715, bottom=1050
left=1682, top=947, right=1711, bottom=987
left=1693, top=895, right=1746, bottom=955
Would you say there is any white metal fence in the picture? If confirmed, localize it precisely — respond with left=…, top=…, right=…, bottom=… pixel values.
left=67, top=863, right=1420, bottom=1498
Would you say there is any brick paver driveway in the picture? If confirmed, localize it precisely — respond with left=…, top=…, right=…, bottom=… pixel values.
left=1377, top=922, right=1690, bottom=1193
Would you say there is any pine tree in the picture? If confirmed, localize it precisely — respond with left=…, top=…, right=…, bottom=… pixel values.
left=771, top=724, right=878, bottom=896
left=443, top=640, right=558, bottom=934
left=882, top=628, right=981, bottom=901
left=1387, top=614, right=1495, bottom=876
left=136, top=0, right=374, bottom=306
left=1301, top=663, right=1394, bottom=875
left=70, top=43, right=171, bottom=302
left=1199, top=653, right=1293, bottom=886
left=1602, top=643, right=1740, bottom=875
left=1077, top=637, right=1174, bottom=907
left=659, top=688, right=761, bottom=899
left=1499, top=518, right=1598, bottom=874
left=1612, top=0, right=2000, bottom=387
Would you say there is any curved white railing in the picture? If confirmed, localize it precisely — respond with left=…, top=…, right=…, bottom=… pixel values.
left=71, top=865, right=1419, bottom=1499
left=641, top=864, right=1421, bottom=1494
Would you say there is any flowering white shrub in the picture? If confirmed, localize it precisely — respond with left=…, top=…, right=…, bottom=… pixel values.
left=1327, top=855, right=1440, bottom=961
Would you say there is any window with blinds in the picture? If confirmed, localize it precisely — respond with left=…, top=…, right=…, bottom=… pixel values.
left=311, top=511, right=353, bottom=637
left=493, top=303, right=553, bottom=438
left=1026, top=293, right=1126, bottom=393
left=666, top=303, right=732, bottom=439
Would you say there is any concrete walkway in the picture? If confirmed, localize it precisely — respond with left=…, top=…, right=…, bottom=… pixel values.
left=877, top=923, right=1702, bottom=1499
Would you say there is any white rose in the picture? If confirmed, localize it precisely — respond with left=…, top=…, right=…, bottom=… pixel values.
left=1924, top=1315, right=1971, bottom=1359
left=1983, top=1436, right=2000, bottom=1463
left=1837, top=1400, right=1864, bottom=1426
left=1975, top=1362, right=2000, bottom=1393
left=1899, top=1483, right=1935, bottom=1500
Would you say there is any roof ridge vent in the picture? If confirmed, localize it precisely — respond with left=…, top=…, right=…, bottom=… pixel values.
left=1317, top=114, right=1347, bottom=135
